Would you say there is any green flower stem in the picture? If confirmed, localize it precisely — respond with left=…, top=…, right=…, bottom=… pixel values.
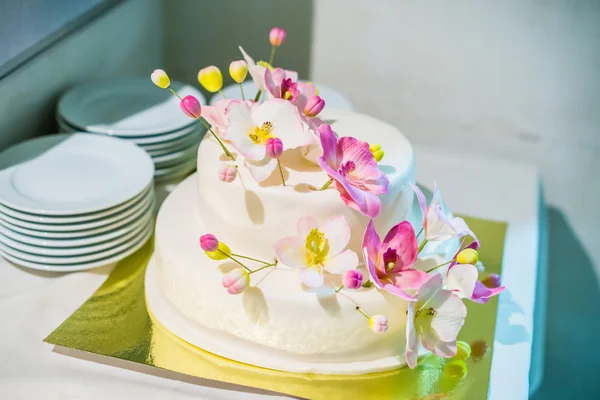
left=168, top=87, right=182, bottom=101
left=425, top=260, right=453, bottom=274
left=355, top=306, right=370, bottom=320
left=418, top=239, right=428, bottom=254
left=249, top=263, right=277, bottom=275
left=335, top=285, right=344, bottom=293
left=320, top=179, right=333, bottom=191
left=277, top=159, right=286, bottom=186
left=239, top=83, right=245, bottom=101
left=166, top=85, right=235, bottom=161
left=254, top=90, right=262, bottom=102
left=218, top=250, right=251, bottom=273
left=416, top=227, right=424, bottom=239
left=231, top=253, right=274, bottom=266
left=268, top=46, right=277, bottom=66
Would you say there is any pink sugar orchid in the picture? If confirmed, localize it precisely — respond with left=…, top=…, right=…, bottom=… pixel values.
left=445, top=241, right=505, bottom=304
left=362, top=220, right=430, bottom=300
left=405, top=274, right=467, bottom=369
left=318, top=124, right=389, bottom=218
left=225, top=99, right=312, bottom=182
left=264, top=68, right=318, bottom=113
left=273, top=215, right=359, bottom=288
left=202, top=98, right=256, bottom=138
left=411, top=183, right=476, bottom=242
left=239, top=46, right=298, bottom=93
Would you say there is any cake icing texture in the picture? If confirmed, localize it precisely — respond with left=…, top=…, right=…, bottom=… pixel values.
left=150, top=31, right=505, bottom=374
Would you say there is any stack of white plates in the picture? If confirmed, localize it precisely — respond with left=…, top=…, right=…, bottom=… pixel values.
left=57, top=77, right=205, bottom=182
left=0, top=133, right=155, bottom=271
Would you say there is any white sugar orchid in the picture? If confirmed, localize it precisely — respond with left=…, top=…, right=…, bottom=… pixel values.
left=226, top=99, right=312, bottom=182
left=411, top=183, right=477, bottom=242
left=405, top=274, right=467, bottom=369
left=239, top=46, right=298, bottom=93
left=273, top=215, right=359, bottom=288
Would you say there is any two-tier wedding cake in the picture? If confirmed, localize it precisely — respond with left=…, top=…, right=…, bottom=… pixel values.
left=146, top=26, right=504, bottom=375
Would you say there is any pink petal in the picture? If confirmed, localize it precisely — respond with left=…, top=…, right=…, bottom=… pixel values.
left=323, top=249, right=359, bottom=274
left=471, top=280, right=505, bottom=304
left=264, top=68, right=286, bottom=98
left=388, top=269, right=431, bottom=291
left=409, top=183, right=428, bottom=230
left=451, top=217, right=479, bottom=245
left=382, top=281, right=420, bottom=301
left=405, top=302, right=419, bottom=369
left=318, top=124, right=337, bottom=169
left=445, top=263, right=478, bottom=299
left=382, top=221, right=418, bottom=271
left=300, top=267, right=324, bottom=288
left=362, top=219, right=382, bottom=272
left=273, top=236, right=306, bottom=269
left=363, top=247, right=385, bottom=289
left=296, top=82, right=317, bottom=110
left=320, top=215, right=351, bottom=255
left=284, top=69, right=298, bottom=82
left=337, top=137, right=377, bottom=178
left=297, top=215, right=319, bottom=238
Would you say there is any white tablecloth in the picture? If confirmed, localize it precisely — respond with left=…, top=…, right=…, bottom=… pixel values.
left=0, top=148, right=543, bottom=399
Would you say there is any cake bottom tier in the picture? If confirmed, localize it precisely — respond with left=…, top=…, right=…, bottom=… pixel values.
left=152, top=174, right=447, bottom=374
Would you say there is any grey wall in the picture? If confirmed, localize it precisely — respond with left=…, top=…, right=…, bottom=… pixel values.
left=0, top=0, right=164, bottom=150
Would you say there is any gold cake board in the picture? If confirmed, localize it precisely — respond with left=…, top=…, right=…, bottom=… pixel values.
left=45, top=216, right=506, bottom=400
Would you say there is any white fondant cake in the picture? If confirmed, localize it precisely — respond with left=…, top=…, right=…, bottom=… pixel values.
left=152, top=110, right=446, bottom=373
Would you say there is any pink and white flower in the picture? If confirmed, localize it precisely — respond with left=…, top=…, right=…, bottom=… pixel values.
left=225, top=99, right=312, bottom=182
left=273, top=215, right=359, bottom=288
left=318, top=124, right=389, bottom=218
left=264, top=68, right=318, bottom=113
left=239, top=46, right=298, bottom=92
left=362, top=220, right=429, bottom=300
left=405, top=274, right=467, bottom=369
left=411, top=183, right=476, bottom=242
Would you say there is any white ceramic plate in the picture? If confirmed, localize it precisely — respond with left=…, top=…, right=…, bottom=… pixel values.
left=154, top=158, right=196, bottom=178
left=0, top=188, right=154, bottom=231
left=0, top=221, right=153, bottom=271
left=0, top=220, right=153, bottom=265
left=0, top=134, right=154, bottom=215
left=142, top=131, right=204, bottom=154
left=0, top=217, right=147, bottom=256
left=151, top=144, right=199, bottom=166
left=0, top=198, right=154, bottom=238
left=58, top=78, right=206, bottom=136
left=0, top=207, right=150, bottom=248
left=214, top=81, right=354, bottom=111
left=0, top=184, right=152, bottom=224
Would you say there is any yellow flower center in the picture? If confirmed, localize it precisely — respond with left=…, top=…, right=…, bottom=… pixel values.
left=414, top=307, right=437, bottom=319
left=248, top=121, right=274, bottom=144
left=305, top=228, right=329, bottom=266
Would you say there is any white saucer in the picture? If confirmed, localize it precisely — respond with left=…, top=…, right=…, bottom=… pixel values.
left=154, top=158, right=196, bottom=180
left=151, top=143, right=199, bottom=166
left=0, top=198, right=154, bottom=238
left=0, top=222, right=153, bottom=271
left=0, top=184, right=151, bottom=224
left=0, top=209, right=150, bottom=248
left=58, top=78, right=205, bottom=136
left=0, top=188, right=154, bottom=231
left=0, top=134, right=154, bottom=215
left=0, top=218, right=147, bottom=256
left=0, top=220, right=153, bottom=265
left=143, top=132, right=203, bottom=155
left=215, top=81, right=354, bottom=111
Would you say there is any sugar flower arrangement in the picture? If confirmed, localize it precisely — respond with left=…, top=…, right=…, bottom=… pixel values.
left=151, top=27, right=505, bottom=369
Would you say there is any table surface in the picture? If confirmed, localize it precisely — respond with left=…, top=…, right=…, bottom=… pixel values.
left=0, top=147, right=542, bottom=400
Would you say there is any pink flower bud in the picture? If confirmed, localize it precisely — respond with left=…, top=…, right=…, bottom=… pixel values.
left=222, top=268, right=250, bottom=295
left=199, top=234, right=219, bottom=252
left=180, top=95, right=201, bottom=119
left=218, top=163, right=237, bottom=183
left=369, top=314, right=388, bottom=333
left=481, top=273, right=501, bottom=288
left=304, top=96, right=325, bottom=117
left=342, top=269, right=363, bottom=289
left=269, top=27, right=287, bottom=47
left=265, top=138, right=283, bottom=159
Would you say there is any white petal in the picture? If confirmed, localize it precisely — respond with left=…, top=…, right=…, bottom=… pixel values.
left=297, top=215, right=318, bottom=238
left=245, top=157, right=278, bottom=182
left=418, top=325, right=457, bottom=358
left=445, top=264, right=478, bottom=299
left=415, top=274, right=443, bottom=308
left=428, top=289, right=467, bottom=342
left=251, top=100, right=311, bottom=150
left=300, top=267, right=324, bottom=288
left=273, top=236, right=306, bottom=269
left=226, top=102, right=264, bottom=160
left=425, top=204, right=457, bottom=241
left=323, top=249, right=359, bottom=275
left=320, top=215, right=351, bottom=256
left=405, top=302, right=419, bottom=368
